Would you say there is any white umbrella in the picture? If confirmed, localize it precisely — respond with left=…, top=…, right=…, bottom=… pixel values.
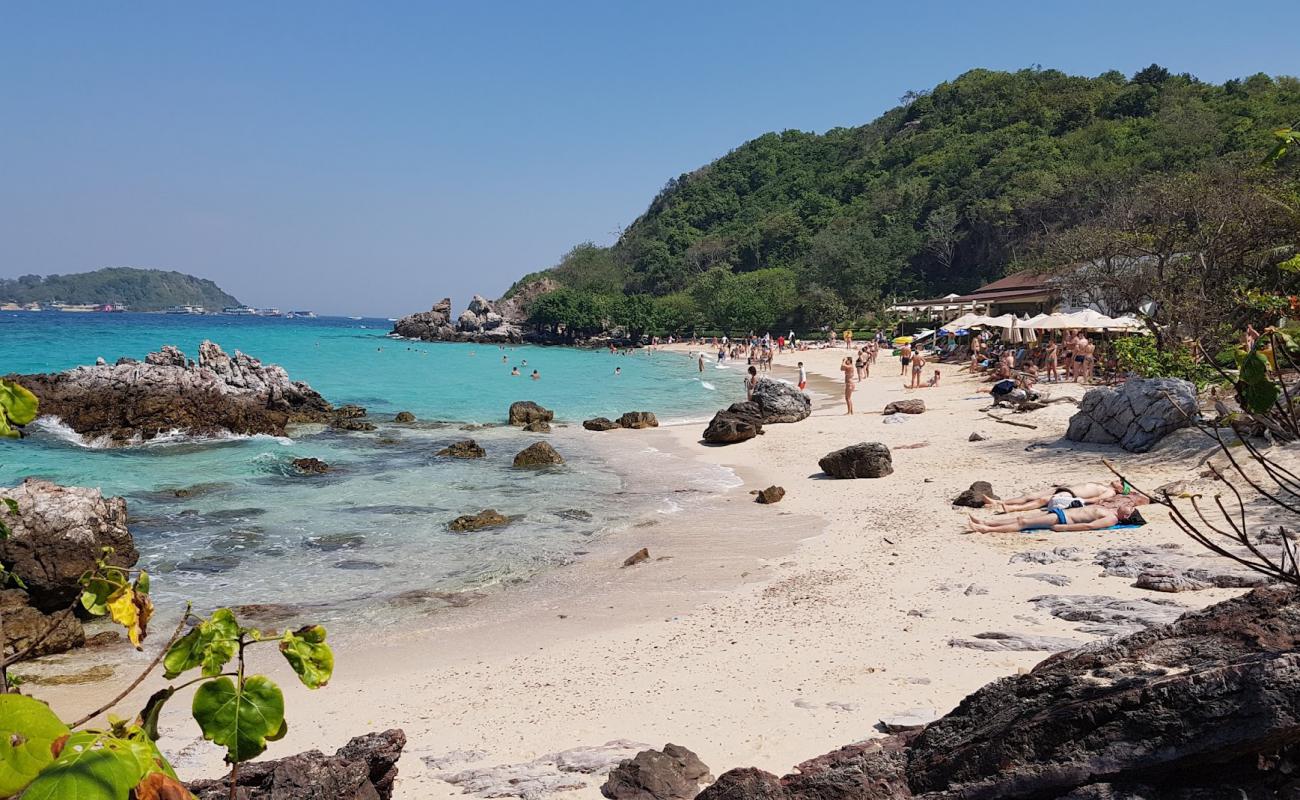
left=1020, top=313, right=1051, bottom=329
left=1033, top=312, right=1084, bottom=329
left=1016, top=314, right=1037, bottom=343
left=1065, top=309, right=1120, bottom=330
left=1106, top=315, right=1149, bottom=333
left=981, top=314, right=1015, bottom=328
left=940, top=313, right=983, bottom=332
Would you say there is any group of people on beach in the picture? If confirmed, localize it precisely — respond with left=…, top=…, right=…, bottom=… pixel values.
left=966, top=479, right=1149, bottom=532
left=967, top=329, right=1114, bottom=385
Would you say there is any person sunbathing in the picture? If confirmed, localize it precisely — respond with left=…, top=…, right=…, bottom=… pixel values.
left=982, top=480, right=1130, bottom=512
left=966, top=502, right=1146, bottom=533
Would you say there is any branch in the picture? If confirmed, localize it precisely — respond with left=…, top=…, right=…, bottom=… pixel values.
left=71, top=604, right=191, bottom=729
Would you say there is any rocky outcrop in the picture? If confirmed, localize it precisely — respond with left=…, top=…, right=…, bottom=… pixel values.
left=514, top=441, right=564, bottom=468
left=449, top=509, right=510, bottom=532
left=749, top=379, right=811, bottom=424
left=951, top=481, right=997, bottom=508
left=292, top=457, right=330, bottom=475
left=0, top=479, right=137, bottom=611
left=1065, top=377, right=1198, bottom=453
left=438, top=439, right=486, bottom=459
left=883, top=399, right=926, bottom=415
left=509, top=401, right=555, bottom=427
left=704, top=587, right=1300, bottom=799
left=601, top=744, right=711, bottom=800
left=11, top=341, right=334, bottom=444
left=702, top=403, right=764, bottom=445
left=1094, top=544, right=1272, bottom=592
left=584, top=417, right=620, bottom=431
left=755, top=486, right=785, bottom=504
left=618, top=412, right=659, bottom=429
left=0, top=588, right=84, bottom=658
left=394, top=411, right=416, bottom=423
left=390, top=295, right=527, bottom=343
left=818, top=443, right=893, bottom=479
left=188, top=729, right=405, bottom=800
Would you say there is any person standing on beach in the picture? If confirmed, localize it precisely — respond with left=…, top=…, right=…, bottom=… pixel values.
left=1045, top=340, right=1059, bottom=382
left=909, top=349, right=927, bottom=388
left=798, top=361, right=808, bottom=391
left=899, top=342, right=912, bottom=376
left=844, top=328, right=853, bottom=349
left=840, top=357, right=856, bottom=414
left=855, top=348, right=868, bottom=381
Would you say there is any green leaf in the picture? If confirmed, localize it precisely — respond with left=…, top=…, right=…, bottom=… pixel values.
left=1239, top=351, right=1281, bottom=414
left=191, top=676, right=285, bottom=764
left=137, top=688, right=176, bottom=741
left=2, top=498, right=17, bottom=515
left=162, top=609, right=239, bottom=679
left=279, top=625, right=334, bottom=689
left=19, top=732, right=150, bottom=800
left=80, top=577, right=117, bottom=616
left=0, top=695, right=70, bottom=797
left=0, top=379, right=38, bottom=428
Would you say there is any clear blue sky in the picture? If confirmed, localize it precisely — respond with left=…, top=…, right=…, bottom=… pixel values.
left=1, top=1, right=1294, bottom=316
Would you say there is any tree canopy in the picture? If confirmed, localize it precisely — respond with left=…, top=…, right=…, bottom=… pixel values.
left=0, top=268, right=240, bottom=311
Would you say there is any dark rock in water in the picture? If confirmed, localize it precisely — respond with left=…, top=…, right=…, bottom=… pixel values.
left=0, top=588, right=84, bottom=658
left=509, top=400, right=554, bottom=426
left=0, top=479, right=137, bottom=611
left=513, top=441, right=564, bottom=467
left=952, top=481, right=997, bottom=508
left=188, top=729, right=406, bottom=800
left=438, top=439, right=486, bottom=459
left=331, top=416, right=377, bottom=432
left=11, top=340, right=334, bottom=444
left=601, top=744, right=711, bottom=800
left=448, top=509, right=510, bottom=532
left=232, top=603, right=304, bottom=624
left=303, top=533, right=365, bottom=551
left=1065, top=377, right=1198, bottom=452
left=334, top=559, right=386, bottom=571
left=618, top=411, right=659, bottom=429
left=524, top=419, right=552, bottom=433
left=818, top=442, right=893, bottom=479
left=208, top=528, right=267, bottom=554
left=394, top=411, right=416, bottom=423
left=292, top=457, right=331, bottom=474
left=584, top=417, right=620, bottom=431
left=391, top=294, right=530, bottom=343
left=755, top=486, right=785, bottom=504
left=174, top=554, right=241, bottom=574
left=883, top=399, right=926, bottom=415
left=623, top=548, right=650, bottom=567
left=553, top=508, right=594, bottom=521
left=334, top=404, right=368, bottom=419
left=703, top=402, right=764, bottom=445
left=750, top=379, right=811, bottom=424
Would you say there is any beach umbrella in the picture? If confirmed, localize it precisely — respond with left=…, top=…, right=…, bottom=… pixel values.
left=940, top=313, right=982, bottom=332
left=981, top=314, right=1015, bottom=328
left=1064, top=309, right=1120, bottom=330
left=893, top=336, right=913, bottom=345
left=1033, top=312, right=1082, bottom=329
left=1020, top=313, right=1051, bottom=329
left=1107, top=315, right=1150, bottom=333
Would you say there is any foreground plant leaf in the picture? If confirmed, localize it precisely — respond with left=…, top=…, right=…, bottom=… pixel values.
left=106, top=585, right=153, bottom=650
left=163, top=608, right=239, bottom=678
left=18, top=731, right=147, bottom=800
left=0, top=695, right=70, bottom=796
left=0, top=379, right=38, bottom=438
left=279, top=625, right=334, bottom=688
left=133, top=769, right=193, bottom=800
left=192, top=675, right=285, bottom=763
left=1238, top=350, right=1280, bottom=414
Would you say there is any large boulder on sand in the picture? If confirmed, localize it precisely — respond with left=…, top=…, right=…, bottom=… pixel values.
left=883, top=399, right=926, bottom=415
left=188, top=729, right=405, bottom=800
left=702, top=586, right=1300, bottom=799
left=818, top=443, right=893, bottom=479
left=0, top=588, right=84, bottom=658
left=702, top=402, right=764, bottom=445
left=0, top=479, right=137, bottom=611
left=601, top=744, right=712, bottom=800
left=509, top=401, right=554, bottom=427
left=584, top=417, right=620, bottom=431
left=1065, top=377, right=1198, bottom=453
left=513, top=441, right=564, bottom=468
left=750, top=379, right=811, bottom=423
left=618, top=411, right=659, bottom=429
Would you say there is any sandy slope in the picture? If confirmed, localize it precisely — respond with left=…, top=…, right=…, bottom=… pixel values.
left=36, top=343, right=1241, bottom=798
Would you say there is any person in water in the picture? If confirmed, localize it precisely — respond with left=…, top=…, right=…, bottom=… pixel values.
left=983, top=480, right=1132, bottom=513
left=511, top=367, right=520, bottom=376
left=615, top=366, right=622, bottom=376
left=966, top=501, right=1146, bottom=533
left=531, top=370, right=540, bottom=380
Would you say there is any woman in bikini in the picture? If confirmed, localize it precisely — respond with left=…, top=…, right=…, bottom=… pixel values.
left=841, top=356, right=856, bottom=415
left=1045, top=340, right=1059, bottom=383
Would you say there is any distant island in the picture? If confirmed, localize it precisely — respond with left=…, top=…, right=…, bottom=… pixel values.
left=0, top=267, right=241, bottom=312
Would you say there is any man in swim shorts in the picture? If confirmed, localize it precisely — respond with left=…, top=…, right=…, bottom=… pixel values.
left=966, top=502, right=1145, bottom=533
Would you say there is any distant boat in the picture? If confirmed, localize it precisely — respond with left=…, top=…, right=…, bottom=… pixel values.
left=52, top=302, right=97, bottom=313
left=386, top=317, right=397, bottom=322
left=222, top=306, right=257, bottom=315
left=348, top=316, right=362, bottom=320
left=165, top=305, right=206, bottom=315
left=254, top=308, right=282, bottom=317
left=286, top=310, right=316, bottom=318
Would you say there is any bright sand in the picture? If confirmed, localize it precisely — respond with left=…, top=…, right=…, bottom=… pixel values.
left=35, top=343, right=1238, bottom=797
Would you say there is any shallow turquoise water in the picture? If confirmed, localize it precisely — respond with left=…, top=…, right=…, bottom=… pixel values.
left=0, top=312, right=743, bottom=630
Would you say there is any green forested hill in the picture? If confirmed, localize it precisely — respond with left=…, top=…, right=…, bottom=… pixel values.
left=0, top=268, right=240, bottom=311
left=511, top=66, right=1300, bottom=333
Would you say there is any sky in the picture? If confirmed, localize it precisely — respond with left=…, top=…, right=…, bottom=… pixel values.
left=1, top=1, right=1296, bottom=316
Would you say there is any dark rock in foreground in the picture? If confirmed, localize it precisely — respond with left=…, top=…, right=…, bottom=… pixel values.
left=585, top=417, right=620, bottom=431
left=448, top=509, right=510, bottom=533
left=883, top=399, right=926, bottom=415
left=525, top=419, right=552, bottom=433
left=749, top=379, right=811, bottom=424
left=951, top=481, right=997, bottom=508
left=11, top=341, right=334, bottom=444
left=602, top=744, right=711, bottom=800
left=703, top=403, right=764, bottom=445
left=619, top=411, right=659, bottom=429
left=188, top=729, right=405, bottom=800
left=438, top=439, right=486, bottom=459
left=1065, top=377, right=1198, bottom=453
left=509, top=400, right=554, bottom=427
left=755, top=486, right=785, bottom=504
left=513, top=441, right=564, bottom=467
left=0, top=589, right=84, bottom=658
left=818, top=443, right=893, bottom=479
left=704, top=587, right=1300, bottom=800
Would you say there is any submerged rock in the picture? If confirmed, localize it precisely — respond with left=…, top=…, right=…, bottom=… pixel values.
left=601, top=744, right=711, bottom=800
left=584, top=417, right=620, bottom=431
left=438, top=439, right=486, bottom=459
left=291, top=457, right=331, bottom=475
left=818, top=442, right=893, bottom=479
left=513, top=441, right=564, bottom=468
left=449, top=509, right=510, bottom=533
left=11, top=340, right=333, bottom=444
left=1065, top=377, right=1198, bottom=452
left=524, top=420, right=552, bottom=433
left=188, top=729, right=405, bottom=800
left=394, top=411, right=416, bottom=423
left=618, top=411, right=659, bottom=429
left=509, top=401, right=555, bottom=427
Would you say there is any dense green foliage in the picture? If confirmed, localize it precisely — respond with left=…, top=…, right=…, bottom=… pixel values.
left=0, top=267, right=240, bottom=311
left=517, top=66, right=1300, bottom=335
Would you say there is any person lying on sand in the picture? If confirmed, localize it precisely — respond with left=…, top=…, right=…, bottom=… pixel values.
left=966, top=501, right=1146, bottom=533
left=983, top=480, right=1130, bottom=512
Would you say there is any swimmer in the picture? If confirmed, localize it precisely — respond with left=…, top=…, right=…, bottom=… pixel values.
left=531, top=370, right=540, bottom=380
left=615, top=366, right=622, bottom=375
left=511, top=367, right=520, bottom=376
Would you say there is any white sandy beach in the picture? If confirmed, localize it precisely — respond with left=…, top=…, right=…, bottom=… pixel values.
left=36, top=344, right=1240, bottom=797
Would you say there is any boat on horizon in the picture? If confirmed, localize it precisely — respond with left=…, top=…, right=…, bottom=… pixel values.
left=164, top=304, right=206, bottom=315
left=222, top=305, right=257, bottom=315
left=286, top=310, right=316, bottom=318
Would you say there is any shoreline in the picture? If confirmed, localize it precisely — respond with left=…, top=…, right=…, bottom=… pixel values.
left=30, top=342, right=1247, bottom=798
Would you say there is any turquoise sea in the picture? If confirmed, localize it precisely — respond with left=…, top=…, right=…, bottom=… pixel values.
left=0, top=312, right=742, bottom=633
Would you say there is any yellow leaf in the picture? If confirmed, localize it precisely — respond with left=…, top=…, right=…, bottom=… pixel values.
left=107, top=587, right=152, bottom=649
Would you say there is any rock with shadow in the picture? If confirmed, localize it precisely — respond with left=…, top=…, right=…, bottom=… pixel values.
left=1065, top=377, right=1198, bottom=453
left=818, top=443, right=893, bottom=479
